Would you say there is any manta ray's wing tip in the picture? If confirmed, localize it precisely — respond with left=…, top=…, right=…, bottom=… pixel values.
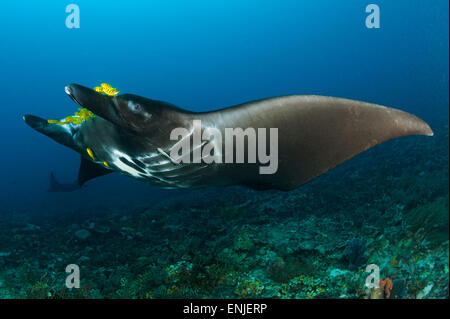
left=414, top=116, right=434, bottom=137
left=424, top=122, right=434, bottom=136
left=393, top=108, right=434, bottom=138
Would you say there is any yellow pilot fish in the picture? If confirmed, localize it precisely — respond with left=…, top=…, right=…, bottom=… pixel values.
left=47, top=108, right=96, bottom=125
left=94, top=83, right=120, bottom=96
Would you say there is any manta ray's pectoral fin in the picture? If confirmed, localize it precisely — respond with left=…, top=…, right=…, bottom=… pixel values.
left=78, top=157, right=112, bottom=186
left=47, top=159, right=110, bottom=191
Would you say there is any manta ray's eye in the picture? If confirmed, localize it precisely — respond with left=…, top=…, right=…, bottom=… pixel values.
left=128, top=101, right=142, bottom=113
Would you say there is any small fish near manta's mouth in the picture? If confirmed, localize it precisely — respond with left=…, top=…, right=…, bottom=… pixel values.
left=64, top=83, right=119, bottom=122
left=42, top=85, right=98, bottom=126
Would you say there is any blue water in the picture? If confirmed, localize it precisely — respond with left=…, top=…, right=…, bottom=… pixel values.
left=0, top=0, right=448, bottom=299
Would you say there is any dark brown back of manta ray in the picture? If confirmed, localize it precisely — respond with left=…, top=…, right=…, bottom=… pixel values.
left=201, top=95, right=433, bottom=191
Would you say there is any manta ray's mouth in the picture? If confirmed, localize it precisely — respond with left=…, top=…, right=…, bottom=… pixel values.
left=64, top=83, right=128, bottom=130
left=43, top=86, right=98, bottom=126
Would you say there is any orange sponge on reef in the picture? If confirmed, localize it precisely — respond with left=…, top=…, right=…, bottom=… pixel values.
left=379, top=278, right=394, bottom=299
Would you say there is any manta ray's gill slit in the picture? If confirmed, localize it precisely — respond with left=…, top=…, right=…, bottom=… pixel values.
left=137, top=150, right=216, bottom=181
left=133, top=159, right=146, bottom=169
left=140, top=155, right=169, bottom=167
left=141, top=152, right=161, bottom=160
left=157, top=165, right=209, bottom=179
left=140, top=170, right=177, bottom=185
left=119, top=151, right=211, bottom=186
left=136, top=172, right=165, bottom=183
left=145, top=159, right=171, bottom=167
left=157, top=148, right=179, bottom=165
left=143, top=152, right=215, bottom=184
left=145, top=161, right=206, bottom=175
left=134, top=153, right=177, bottom=175
left=108, top=149, right=178, bottom=186
left=145, top=165, right=177, bottom=174
left=111, top=149, right=143, bottom=178
left=118, top=157, right=147, bottom=174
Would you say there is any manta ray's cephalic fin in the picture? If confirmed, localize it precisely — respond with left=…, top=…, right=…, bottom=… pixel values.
left=23, top=115, right=77, bottom=150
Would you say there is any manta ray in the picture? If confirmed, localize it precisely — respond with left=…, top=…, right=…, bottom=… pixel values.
left=24, top=84, right=433, bottom=191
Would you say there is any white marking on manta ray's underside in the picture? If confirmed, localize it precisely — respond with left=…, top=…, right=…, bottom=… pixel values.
left=109, top=124, right=220, bottom=188
left=111, top=149, right=143, bottom=178
left=109, top=148, right=211, bottom=188
left=157, top=148, right=178, bottom=165
left=139, top=151, right=210, bottom=176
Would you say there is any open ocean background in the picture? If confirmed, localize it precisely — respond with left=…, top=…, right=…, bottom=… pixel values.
left=0, top=0, right=448, bottom=299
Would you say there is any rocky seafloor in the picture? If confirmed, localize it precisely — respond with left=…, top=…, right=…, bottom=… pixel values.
left=0, top=119, right=448, bottom=299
